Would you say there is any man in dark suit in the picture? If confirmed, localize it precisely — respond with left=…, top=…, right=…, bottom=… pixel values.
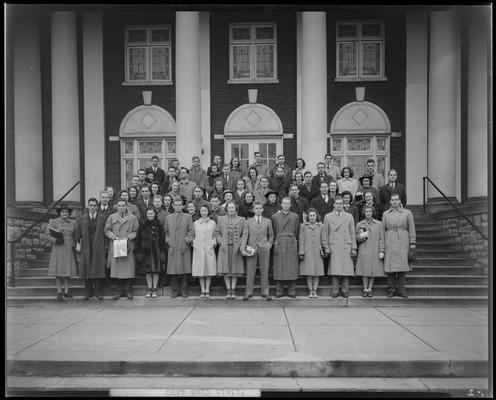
left=240, top=201, right=274, bottom=300
left=310, top=181, right=335, bottom=221
left=163, top=165, right=179, bottom=194
left=269, top=154, right=292, bottom=180
left=311, top=162, right=335, bottom=195
left=288, top=183, right=309, bottom=223
left=299, top=171, right=317, bottom=203
left=269, top=166, right=291, bottom=200
left=136, top=186, right=153, bottom=220
left=379, top=169, right=407, bottom=209
left=75, top=198, right=107, bottom=300
left=98, top=190, right=114, bottom=289
left=145, top=155, right=166, bottom=191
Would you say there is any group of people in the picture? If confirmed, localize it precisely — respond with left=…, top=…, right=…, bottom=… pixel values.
left=45, top=152, right=416, bottom=301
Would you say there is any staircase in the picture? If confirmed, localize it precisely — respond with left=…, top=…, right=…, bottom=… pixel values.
left=7, top=210, right=488, bottom=306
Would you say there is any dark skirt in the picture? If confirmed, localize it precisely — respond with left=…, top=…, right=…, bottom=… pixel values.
left=218, top=245, right=243, bottom=277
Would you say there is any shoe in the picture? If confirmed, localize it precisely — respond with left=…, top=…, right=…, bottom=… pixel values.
left=331, top=294, right=338, bottom=298
left=151, top=291, right=158, bottom=298
left=275, top=294, right=284, bottom=298
left=243, top=294, right=252, bottom=300
left=368, top=290, right=373, bottom=298
left=83, top=295, right=90, bottom=301
left=313, top=291, right=318, bottom=299
left=97, top=296, right=104, bottom=300
left=288, top=294, right=296, bottom=298
left=308, top=291, right=313, bottom=298
left=64, top=291, right=73, bottom=299
left=387, top=291, right=395, bottom=298
left=200, top=292, right=206, bottom=298
left=57, top=292, right=64, bottom=301
left=145, top=291, right=152, bottom=298
left=262, top=295, right=273, bottom=301
left=127, top=293, right=134, bottom=300
left=396, top=293, right=408, bottom=298
left=205, top=292, right=210, bottom=298
left=230, top=290, right=236, bottom=299
left=362, top=290, right=367, bottom=298
left=182, top=294, right=189, bottom=298
left=226, top=290, right=231, bottom=300
left=342, top=292, right=349, bottom=298
left=112, top=294, right=120, bottom=300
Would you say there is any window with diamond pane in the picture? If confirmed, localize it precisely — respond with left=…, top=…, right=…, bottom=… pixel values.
left=232, top=27, right=251, bottom=41
left=128, top=47, right=147, bottom=80
left=151, top=47, right=169, bottom=80
left=362, top=42, right=381, bottom=76
left=348, top=138, right=371, bottom=151
left=232, top=46, right=251, bottom=79
left=255, top=26, right=274, bottom=40
left=338, top=42, right=357, bottom=77
left=139, top=141, right=162, bottom=154
left=256, top=45, right=274, bottom=79
left=128, top=29, right=147, bottom=43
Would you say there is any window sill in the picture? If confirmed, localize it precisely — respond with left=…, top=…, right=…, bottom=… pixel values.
left=334, top=77, right=388, bottom=82
left=227, top=79, right=279, bottom=84
left=122, top=81, right=173, bottom=86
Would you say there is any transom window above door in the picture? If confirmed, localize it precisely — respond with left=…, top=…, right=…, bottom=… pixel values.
left=124, top=25, right=172, bottom=85
left=229, top=23, right=278, bottom=84
left=226, top=139, right=281, bottom=172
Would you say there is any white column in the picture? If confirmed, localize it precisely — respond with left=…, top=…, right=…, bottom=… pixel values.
left=83, top=12, right=105, bottom=204
left=467, top=7, right=489, bottom=198
left=427, top=8, right=458, bottom=199
left=405, top=12, right=428, bottom=205
left=175, top=11, right=202, bottom=166
left=199, top=12, right=211, bottom=168
left=13, top=14, right=44, bottom=202
left=300, top=12, right=327, bottom=175
left=51, top=11, right=80, bottom=202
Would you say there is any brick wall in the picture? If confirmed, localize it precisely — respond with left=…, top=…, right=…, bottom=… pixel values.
left=103, top=11, right=176, bottom=192
left=327, top=12, right=407, bottom=185
left=209, top=12, right=297, bottom=166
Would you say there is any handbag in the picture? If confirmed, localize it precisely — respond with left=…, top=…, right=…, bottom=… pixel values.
left=113, top=238, right=128, bottom=258
left=407, top=248, right=417, bottom=264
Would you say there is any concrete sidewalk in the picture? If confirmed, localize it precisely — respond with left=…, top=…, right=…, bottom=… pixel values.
left=6, top=304, right=490, bottom=395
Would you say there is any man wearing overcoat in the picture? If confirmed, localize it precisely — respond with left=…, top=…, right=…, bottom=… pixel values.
left=75, top=197, right=107, bottom=300
left=322, top=196, right=357, bottom=298
left=164, top=197, right=194, bottom=297
left=271, top=197, right=300, bottom=298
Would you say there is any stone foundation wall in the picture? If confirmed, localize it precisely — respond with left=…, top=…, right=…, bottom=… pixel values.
left=439, top=213, right=488, bottom=267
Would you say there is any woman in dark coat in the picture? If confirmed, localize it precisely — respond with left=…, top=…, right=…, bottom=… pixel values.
left=237, top=192, right=255, bottom=219
left=262, top=191, right=281, bottom=219
left=135, top=207, right=166, bottom=298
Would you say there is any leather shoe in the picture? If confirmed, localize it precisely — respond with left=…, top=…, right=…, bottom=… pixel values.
left=342, top=292, right=349, bottom=298
left=242, top=294, right=252, bottom=300
left=275, top=294, right=284, bottom=298
left=396, top=293, right=408, bottom=298
left=262, top=295, right=273, bottom=301
left=287, top=294, right=296, bottom=298
left=331, top=293, right=338, bottom=298
left=126, top=293, right=134, bottom=300
left=387, top=290, right=395, bottom=298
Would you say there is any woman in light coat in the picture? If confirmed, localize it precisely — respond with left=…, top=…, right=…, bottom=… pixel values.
left=298, top=209, right=325, bottom=298
left=215, top=201, right=245, bottom=299
left=45, top=204, right=78, bottom=300
left=382, top=194, right=416, bottom=298
left=192, top=205, right=217, bottom=298
left=355, top=205, right=385, bottom=297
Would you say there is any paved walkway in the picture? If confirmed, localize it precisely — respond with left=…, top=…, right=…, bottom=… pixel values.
left=6, top=304, right=490, bottom=395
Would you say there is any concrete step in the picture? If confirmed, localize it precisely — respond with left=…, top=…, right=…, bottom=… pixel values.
left=14, top=275, right=488, bottom=287
left=7, top=284, right=488, bottom=297
left=6, top=358, right=488, bottom=379
left=4, top=376, right=491, bottom=398
left=6, top=295, right=489, bottom=307
left=409, top=265, right=487, bottom=275
left=414, top=250, right=473, bottom=256
left=414, top=257, right=476, bottom=266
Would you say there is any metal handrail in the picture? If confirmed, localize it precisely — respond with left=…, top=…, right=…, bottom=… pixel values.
left=8, top=180, right=83, bottom=287
left=422, top=176, right=487, bottom=241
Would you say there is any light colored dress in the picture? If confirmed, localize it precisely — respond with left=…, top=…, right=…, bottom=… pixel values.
left=192, top=218, right=217, bottom=277
left=46, top=217, right=78, bottom=277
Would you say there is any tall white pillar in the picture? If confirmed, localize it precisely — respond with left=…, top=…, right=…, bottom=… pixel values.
left=199, top=12, right=211, bottom=168
left=83, top=12, right=105, bottom=203
left=175, top=11, right=202, bottom=166
left=427, top=9, right=458, bottom=199
left=466, top=7, right=489, bottom=198
left=405, top=12, right=428, bottom=205
left=13, top=14, right=44, bottom=202
left=51, top=12, right=80, bottom=202
left=300, top=12, right=327, bottom=175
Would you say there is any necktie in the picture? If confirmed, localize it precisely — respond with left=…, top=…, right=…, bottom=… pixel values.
left=257, top=217, right=261, bottom=225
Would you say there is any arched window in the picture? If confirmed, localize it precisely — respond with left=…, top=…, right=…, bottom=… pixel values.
left=119, top=105, right=176, bottom=188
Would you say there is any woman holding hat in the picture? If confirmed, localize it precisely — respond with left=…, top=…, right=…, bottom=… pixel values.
left=45, top=203, right=78, bottom=301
